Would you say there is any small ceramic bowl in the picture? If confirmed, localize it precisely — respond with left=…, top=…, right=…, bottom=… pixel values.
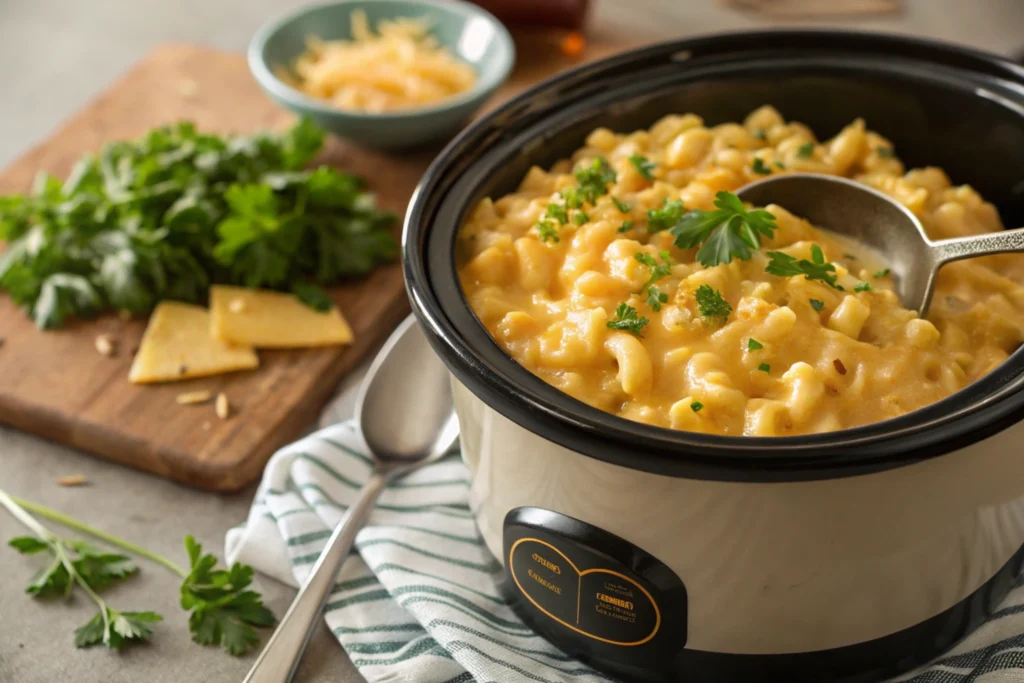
left=248, top=0, right=515, bottom=150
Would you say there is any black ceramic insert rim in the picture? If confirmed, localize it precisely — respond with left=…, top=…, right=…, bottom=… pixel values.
left=404, top=30, right=1024, bottom=482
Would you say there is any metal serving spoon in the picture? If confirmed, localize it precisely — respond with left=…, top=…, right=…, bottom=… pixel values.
left=243, top=315, right=459, bottom=683
left=737, top=173, right=1024, bottom=316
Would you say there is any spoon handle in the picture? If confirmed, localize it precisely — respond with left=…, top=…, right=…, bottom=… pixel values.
left=243, top=471, right=390, bottom=683
left=931, top=226, right=1024, bottom=265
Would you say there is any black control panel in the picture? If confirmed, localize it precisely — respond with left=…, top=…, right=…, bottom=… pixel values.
left=502, top=507, right=688, bottom=682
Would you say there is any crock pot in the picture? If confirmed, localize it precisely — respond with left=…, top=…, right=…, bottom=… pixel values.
left=403, top=31, right=1024, bottom=683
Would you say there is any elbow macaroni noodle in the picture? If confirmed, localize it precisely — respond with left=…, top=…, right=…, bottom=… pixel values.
left=457, top=106, right=1024, bottom=436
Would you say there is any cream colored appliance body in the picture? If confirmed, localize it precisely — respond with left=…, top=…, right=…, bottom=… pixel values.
left=454, top=379, right=1024, bottom=654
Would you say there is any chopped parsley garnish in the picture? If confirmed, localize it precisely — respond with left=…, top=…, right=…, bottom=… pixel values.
left=635, top=250, right=673, bottom=287
left=629, top=154, right=656, bottom=181
left=751, top=158, right=771, bottom=175
left=690, top=401, right=704, bottom=413
left=765, top=244, right=840, bottom=289
left=753, top=128, right=767, bottom=141
left=560, top=186, right=584, bottom=209
left=747, top=338, right=763, bottom=351
left=612, top=197, right=632, bottom=213
left=647, top=198, right=685, bottom=233
left=635, top=251, right=673, bottom=311
left=607, top=302, right=649, bottom=336
left=536, top=220, right=560, bottom=243
left=618, top=221, right=634, bottom=233
left=574, top=157, right=617, bottom=203
left=874, top=268, right=891, bottom=278
left=809, top=298, right=825, bottom=312
left=854, top=281, right=873, bottom=293
left=544, top=202, right=569, bottom=225
left=774, top=160, right=786, bottom=169
left=758, top=363, right=771, bottom=373
left=695, top=284, right=732, bottom=321
left=572, top=211, right=589, bottom=225
left=671, top=191, right=778, bottom=267
left=796, top=142, right=815, bottom=158
left=646, top=286, right=668, bottom=312
left=877, top=147, right=896, bottom=158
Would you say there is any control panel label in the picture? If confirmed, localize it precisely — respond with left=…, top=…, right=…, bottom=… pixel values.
left=509, top=537, right=661, bottom=646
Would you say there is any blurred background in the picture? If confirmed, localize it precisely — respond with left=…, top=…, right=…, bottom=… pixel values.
left=1, top=0, right=1022, bottom=166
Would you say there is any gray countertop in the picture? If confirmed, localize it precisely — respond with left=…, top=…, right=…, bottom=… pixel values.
left=1, top=1, right=1022, bottom=682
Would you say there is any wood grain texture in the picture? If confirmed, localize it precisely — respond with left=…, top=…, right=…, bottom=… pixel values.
left=0, top=36, right=632, bottom=491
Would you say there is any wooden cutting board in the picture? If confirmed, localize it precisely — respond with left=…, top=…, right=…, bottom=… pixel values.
left=0, top=35, right=633, bottom=492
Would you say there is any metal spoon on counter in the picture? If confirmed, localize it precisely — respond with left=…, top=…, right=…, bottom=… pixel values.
left=737, top=173, right=1024, bottom=316
left=243, top=315, right=459, bottom=683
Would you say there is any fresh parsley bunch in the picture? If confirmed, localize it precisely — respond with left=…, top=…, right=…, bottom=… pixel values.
left=0, top=119, right=397, bottom=328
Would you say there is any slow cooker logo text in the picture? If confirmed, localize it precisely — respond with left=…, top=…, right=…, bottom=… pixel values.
left=532, top=553, right=561, bottom=574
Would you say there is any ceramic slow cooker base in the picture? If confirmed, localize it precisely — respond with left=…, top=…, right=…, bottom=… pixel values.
left=499, top=508, right=1024, bottom=683
left=455, top=379, right=1024, bottom=682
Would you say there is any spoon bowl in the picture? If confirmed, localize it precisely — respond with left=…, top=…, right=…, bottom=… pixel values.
left=737, top=173, right=1024, bottom=316
left=244, top=315, right=457, bottom=683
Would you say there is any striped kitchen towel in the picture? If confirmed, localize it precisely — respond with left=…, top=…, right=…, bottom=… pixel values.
left=225, top=420, right=1024, bottom=683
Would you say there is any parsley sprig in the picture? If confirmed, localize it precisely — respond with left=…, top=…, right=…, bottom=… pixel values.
left=537, top=157, right=616, bottom=243
left=764, top=244, right=841, bottom=290
left=629, top=154, right=656, bottom=180
left=695, top=284, right=732, bottom=321
left=607, top=302, right=649, bottom=336
left=0, top=490, right=275, bottom=656
left=634, top=250, right=673, bottom=311
left=647, top=198, right=685, bottom=233
left=671, top=191, right=778, bottom=267
left=1, top=490, right=159, bottom=651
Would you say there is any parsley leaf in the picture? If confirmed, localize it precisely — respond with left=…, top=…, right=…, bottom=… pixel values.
left=809, top=298, right=825, bottom=312
left=690, top=401, right=704, bottom=413
left=796, top=142, right=815, bottom=158
left=765, top=245, right=840, bottom=289
left=544, top=202, right=569, bottom=225
left=618, top=220, right=634, bottom=233
left=854, top=281, right=873, bottom=293
left=758, top=363, right=771, bottom=373
left=753, top=128, right=767, bottom=141
left=180, top=535, right=276, bottom=656
left=671, top=191, right=778, bottom=267
left=748, top=338, right=763, bottom=350
left=647, top=198, right=685, bottom=233
left=695, top=284, right=732, bottom=321
left=292, top=283, right=333, bottom=312
left=751, top=158, right=771, bottom=175
left=574, top=158, right=617, bottom=203
left=774, top=160, right=786, bottom=169
left=874, top=268, right=891, bottom=278
left=75, top=609, right=163, bottom=650
left=606, top=303, right=649, bottom=336
left=611, top=197, right=632, bottom=213
left=536, top=220, right=560, bottom=243
left=572, top=211, right=589, bottom=226
left=646, top=286, right=668, bottom=312
left=629, top=154, right=656, bottom=180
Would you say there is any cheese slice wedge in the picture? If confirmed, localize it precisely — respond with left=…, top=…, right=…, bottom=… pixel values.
left=129, top=302, right=259, bottom=384
left=209, top=285, right=354, bottom=348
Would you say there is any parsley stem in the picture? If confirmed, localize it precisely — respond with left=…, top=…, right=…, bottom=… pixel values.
left=3, top=492, right=187, bottom=578
left=0, top=489, right=111, bottom=635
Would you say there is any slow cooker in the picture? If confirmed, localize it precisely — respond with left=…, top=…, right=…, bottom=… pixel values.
left=403, top=31, right=1024, bottom=683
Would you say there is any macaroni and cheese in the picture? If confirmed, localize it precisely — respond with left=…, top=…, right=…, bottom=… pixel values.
left=457, top=106, right=1024, bottom=436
